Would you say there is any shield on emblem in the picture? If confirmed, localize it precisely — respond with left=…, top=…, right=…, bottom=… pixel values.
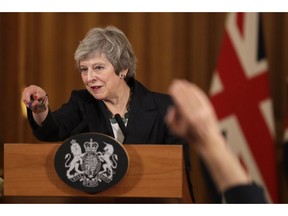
left=54, top=133, right=129, bottom=193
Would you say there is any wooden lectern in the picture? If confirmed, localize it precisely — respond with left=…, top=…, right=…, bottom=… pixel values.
left=3, top=143, right=193, bottom=203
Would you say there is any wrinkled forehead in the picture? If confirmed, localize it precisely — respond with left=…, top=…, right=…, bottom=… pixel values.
left=81, top=52, right=107, bottom=62
left=79, top=53, right=113, bottom=66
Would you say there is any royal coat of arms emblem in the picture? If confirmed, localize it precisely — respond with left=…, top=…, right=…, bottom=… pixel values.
left=54, top=133, right=129, bottom=193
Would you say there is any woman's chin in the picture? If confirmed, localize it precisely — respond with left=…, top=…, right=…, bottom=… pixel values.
left=92, top=93, right=105, bottom=100
left=93, top=95, right=103, bottom=100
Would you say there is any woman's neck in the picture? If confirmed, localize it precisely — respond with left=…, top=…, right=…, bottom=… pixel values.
left=103, top=85, right=131, bottom=118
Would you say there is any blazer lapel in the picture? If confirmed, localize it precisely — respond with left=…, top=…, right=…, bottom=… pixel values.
left=85, top=100, right=114, bottom=137
left=124, top=85, right=157, bottom=144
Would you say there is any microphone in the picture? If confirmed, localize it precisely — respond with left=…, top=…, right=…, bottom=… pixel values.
left=114, top=114, right=128, bottom=137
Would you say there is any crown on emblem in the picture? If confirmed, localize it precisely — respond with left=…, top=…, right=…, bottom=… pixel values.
left=84, top=139, right=98, bottom=152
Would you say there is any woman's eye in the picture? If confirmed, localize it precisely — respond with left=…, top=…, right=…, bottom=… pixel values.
left=94, top=66, right=104, bottom=70
left=80, top=68, right=87, bottom=73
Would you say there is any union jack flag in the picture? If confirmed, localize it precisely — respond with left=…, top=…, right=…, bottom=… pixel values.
left=210, top=13, right=278, bottom=202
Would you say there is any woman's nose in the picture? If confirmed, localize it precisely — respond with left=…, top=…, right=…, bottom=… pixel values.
left=87, top=68, right=97, bottom=82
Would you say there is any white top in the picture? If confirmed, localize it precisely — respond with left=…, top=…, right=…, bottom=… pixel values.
left=110, top=121, right=128, bottom=144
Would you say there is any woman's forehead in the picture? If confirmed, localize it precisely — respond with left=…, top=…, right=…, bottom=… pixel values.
left=80, top=53, right=110, bottom=65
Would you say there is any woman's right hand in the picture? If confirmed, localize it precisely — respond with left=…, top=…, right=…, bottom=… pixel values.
left=22, top=85, right=49, bottom=114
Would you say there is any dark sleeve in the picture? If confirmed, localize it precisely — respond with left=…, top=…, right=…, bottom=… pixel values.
left=223, top=183, right=268, bottom=203
left=154, top=93, right=192, bottom=170
left=28, top=108, right=62, bottom=141
left=27, top=90, right=84, bottom=142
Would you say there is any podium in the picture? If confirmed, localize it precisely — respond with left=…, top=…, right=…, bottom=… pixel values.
left=3, top=143, right=193, bottom=203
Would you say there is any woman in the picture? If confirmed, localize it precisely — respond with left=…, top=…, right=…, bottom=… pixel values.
left=22, top=27, right=193, bottom=200
left=22, top=26, right=185, bottom=146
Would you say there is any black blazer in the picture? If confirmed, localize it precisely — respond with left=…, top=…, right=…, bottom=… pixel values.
left=28, top=78, right=187, bottom=146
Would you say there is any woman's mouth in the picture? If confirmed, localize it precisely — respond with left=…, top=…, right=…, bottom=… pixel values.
left=90, top=86, right=102, bottom=92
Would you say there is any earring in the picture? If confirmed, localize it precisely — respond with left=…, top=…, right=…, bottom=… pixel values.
left=120, top=74, right=126, bottom=79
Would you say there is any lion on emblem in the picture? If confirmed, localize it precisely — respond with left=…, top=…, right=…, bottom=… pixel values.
left=98, top=142, right=118, bottom=178
left=65, top=140, right=85, bottom=179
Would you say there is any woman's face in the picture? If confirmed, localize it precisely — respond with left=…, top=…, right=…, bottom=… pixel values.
left=80, top=54, right=123, bottom=101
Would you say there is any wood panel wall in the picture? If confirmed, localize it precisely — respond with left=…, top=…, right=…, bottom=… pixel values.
left=0, top=12, right=287, bottom=203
